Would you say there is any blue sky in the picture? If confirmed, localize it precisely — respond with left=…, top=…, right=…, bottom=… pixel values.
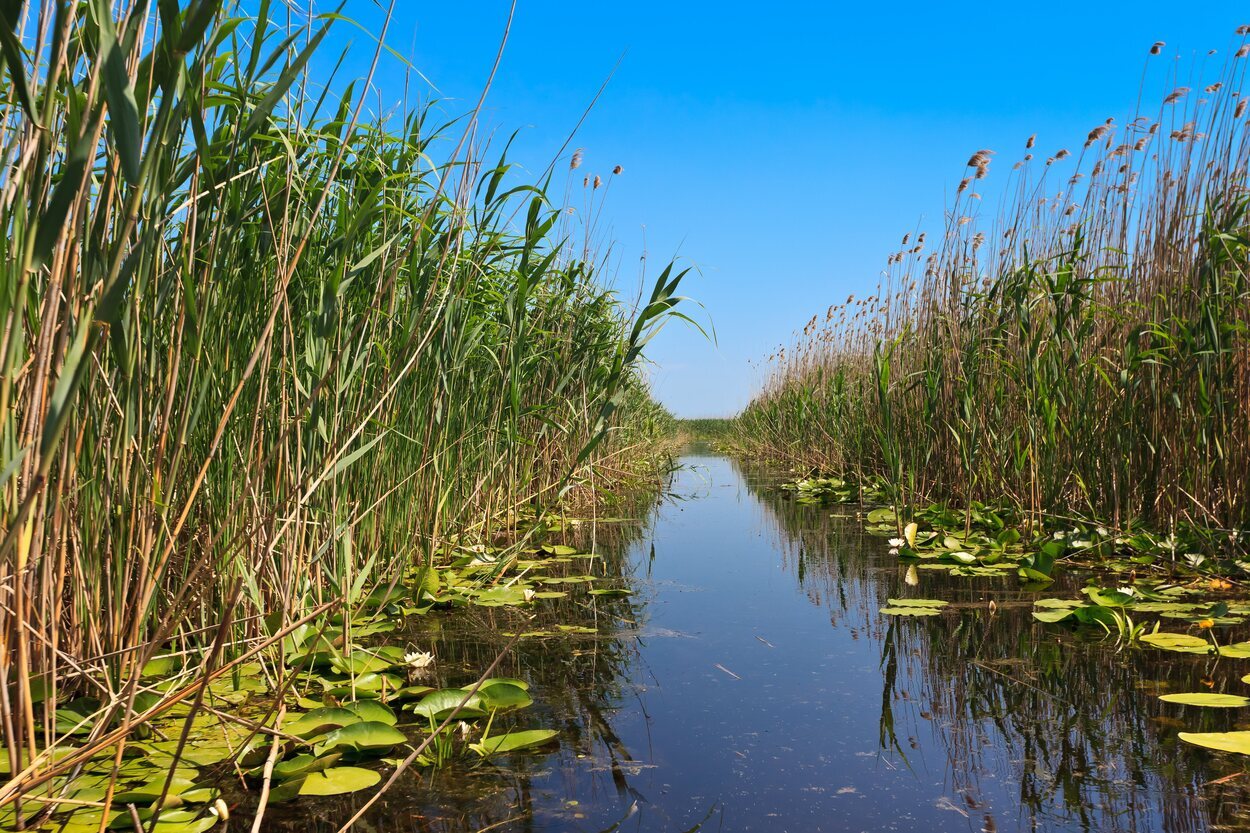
left=318, top=2, right=1249, bottom=417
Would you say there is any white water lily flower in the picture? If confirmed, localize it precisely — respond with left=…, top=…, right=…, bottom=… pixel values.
left=404, top=650, right=434, bottom=669
left=1116, top=586, right=1137, bottom=597
left=888, top=547, right=900, bottom=556
left=523, top=588, right=536, bottom=602
left=888, top=537, right=905, bottom=548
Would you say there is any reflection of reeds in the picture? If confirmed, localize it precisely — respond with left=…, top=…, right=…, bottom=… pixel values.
left=739, top=468, right=1250, bottom=833
left=738, top=33, right=1250, bottom=539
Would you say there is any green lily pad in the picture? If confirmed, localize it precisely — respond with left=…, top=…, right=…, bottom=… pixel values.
left=331, top=650, right=396, bottom=675
left=409, top=689, right=485, bottom=720
left=1032, top=607, right=1076, bottom=623
left=1139, top=632, right=1212, bottom=654
left=285, top=707, right=361, bottom=738
left=345, top=700, right=397, bottom=726
left=314, top=721, right=407, bottom=756
left=297, top=766, right=382, bottom=796
left=469, top=729, right=559, bottom=756
left=880, top=606, right=943, bottom=617
left=587, top=588, right=632, bottom=598
left=477, top=683, right=533, bottom=710
left=1219, top=642, right=1250, bottom=658
left=271, top=752, right=342, bottom=782
left=1179, top=731, right=1250, bottom=755
left=1159, top=693, right=1250, bottom=707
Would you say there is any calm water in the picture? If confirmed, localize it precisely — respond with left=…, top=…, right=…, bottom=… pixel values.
left=262, top=448, right=1250, bottom=832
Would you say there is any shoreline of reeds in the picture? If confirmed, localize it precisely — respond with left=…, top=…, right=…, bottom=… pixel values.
left=734, top=29, right=1250, bottom=567
left=0, top=1, right=688, bottom=826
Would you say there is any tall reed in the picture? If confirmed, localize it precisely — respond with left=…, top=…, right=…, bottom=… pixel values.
left=739, top=33, right=1250, bottom=543
left=0, top=0, right=682, bottom=805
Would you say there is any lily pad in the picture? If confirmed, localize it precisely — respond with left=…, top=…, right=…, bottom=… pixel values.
left=470, top=729, right=559, bottom=756
left=477, top=683, right=533, bottom=710
left=298, top=766, right=382, bottom=796
left=409, top=688, right=485, bottom=720
left=1159, top=693, right=1250, bottom=707
left=345, top=700, right=397, bottom=726
left=271, top=752, right=342, bottom=783
left=1139, top=632, right=1212, bottom=654
left=285, top=707, right=360, bottom=738
left=314, top=721, right=407, bottom=756
left=1178, top=731, right=1250, bottom=755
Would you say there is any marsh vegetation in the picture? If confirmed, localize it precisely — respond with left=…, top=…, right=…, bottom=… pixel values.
left=0, top=1, right=685, bottom=829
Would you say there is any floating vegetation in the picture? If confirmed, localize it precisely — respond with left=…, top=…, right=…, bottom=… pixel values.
left=879, top=599, right=949, bottom=617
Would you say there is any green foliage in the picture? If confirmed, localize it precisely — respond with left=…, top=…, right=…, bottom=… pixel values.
left=0, top=0, right=684, bottom=814
left=735, top=53, right=1250, bottom=559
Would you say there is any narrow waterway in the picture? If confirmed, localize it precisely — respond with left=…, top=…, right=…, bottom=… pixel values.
left=273, top=447, right=1250, bottom=832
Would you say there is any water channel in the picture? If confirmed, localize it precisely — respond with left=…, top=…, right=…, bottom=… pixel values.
left=266, top=446, right=1250, bottom=832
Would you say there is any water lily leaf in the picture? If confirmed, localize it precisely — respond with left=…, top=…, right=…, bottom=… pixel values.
left=409, top=689, right=485, bottom=720
left=331, top=650, right=395, bottom=675
left=1031, top=608, right=1076, bottom=623
left=480, top=677, right=530, bottom=691
left=1083, top=587, right=1136, bottom=607
left=345, top=700, right=397, bottom=725
left=108, top=809, right=219, bottom=832
left=1072, top=605, right=1118, bottom=626
left=540, top=544, right=578, bottom=556
left=313, top=721, right=406, bottom=756
left=1178, top=731, right=1250, bottom=755
left=386, top=685, right=434, bottom=702
left=880, top=606, right=943, bottom=617
left=298, top=766, right=381, bottom=796
left=1220, top=642, right=1250, bottom=658
left=326, top=672, right=404, bottom=696
left=587, top=588, right=632, bottom=598
left=469, top=729, right=559, bottom=756
left=271, top=752, right=342, bottom=783
left=478, top=683, right=533, bottom=710
left=1160, top=693, right=1250, bottom=707
left=285, top=707, right=360, bottom=738
left=1140, top=632, right=1212, bottom=654
left=885, top=598, right=947, bottom=608
left=947, top=551, right=977, bottom=564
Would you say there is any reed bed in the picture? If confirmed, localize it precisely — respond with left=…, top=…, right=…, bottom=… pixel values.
left=738, top=32, right=1250, bottom=544
left=0, top=0, right=682, bottom=808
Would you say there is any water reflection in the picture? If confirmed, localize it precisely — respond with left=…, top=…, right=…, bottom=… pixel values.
left=250, top=450, right=1250, bottom=832
left=738, top=452, right=1250, bottom=833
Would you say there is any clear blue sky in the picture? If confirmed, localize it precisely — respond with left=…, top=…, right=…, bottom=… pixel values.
left=318, top=2, right=1249, bottom=417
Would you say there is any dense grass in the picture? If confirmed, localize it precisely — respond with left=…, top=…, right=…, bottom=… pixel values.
left=675, top=418, right=734, bottom=441
left=0, top=0, right=683, bottom=801
left=737, top=36, right=1250, bottom=545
